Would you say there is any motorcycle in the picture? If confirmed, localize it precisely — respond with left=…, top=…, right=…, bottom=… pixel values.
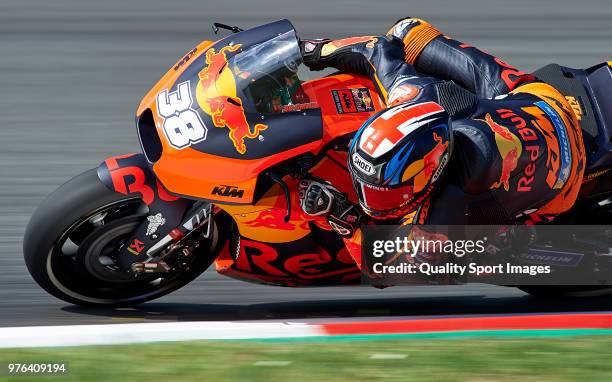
left=23, top=19, right=612, bottom=306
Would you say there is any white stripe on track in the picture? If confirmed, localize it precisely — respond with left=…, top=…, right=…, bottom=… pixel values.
left=0, top=321, right=325, bottom=348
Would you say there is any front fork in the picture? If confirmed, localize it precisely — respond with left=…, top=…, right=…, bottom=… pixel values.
left=97, top=153, right=212, bottom=272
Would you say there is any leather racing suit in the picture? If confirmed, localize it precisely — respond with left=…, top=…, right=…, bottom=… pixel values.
left=300, top=17, right=586, bottom=268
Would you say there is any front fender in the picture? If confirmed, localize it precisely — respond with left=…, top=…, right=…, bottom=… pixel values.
left=97, top=153, right=193, bottom=270
left=97, top=153, right=179, bottom=205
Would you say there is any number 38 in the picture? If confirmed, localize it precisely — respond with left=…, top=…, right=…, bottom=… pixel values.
left=157, top=81, right=208, bottom=149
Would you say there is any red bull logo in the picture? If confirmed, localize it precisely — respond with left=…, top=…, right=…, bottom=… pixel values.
left=196, top=44, right=268, bottom=155
left=481, top=113, right=523, bottom=191
left=421, top=132, right=449, bottom=186
left=243, top=194, right=300, bottom=231
left=400, top=131, right=449, bottom=193
left=321, top=36, right=378, bottom=56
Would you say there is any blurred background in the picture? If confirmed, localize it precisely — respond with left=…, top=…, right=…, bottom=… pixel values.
left=1, top=0, right=611, bottom=325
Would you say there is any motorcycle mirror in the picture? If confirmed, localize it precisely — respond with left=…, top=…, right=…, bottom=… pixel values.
left=212, top=22, right=244, bottom=35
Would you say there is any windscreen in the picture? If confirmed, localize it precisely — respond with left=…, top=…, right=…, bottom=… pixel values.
left=228, top=30, right=313, bottom=114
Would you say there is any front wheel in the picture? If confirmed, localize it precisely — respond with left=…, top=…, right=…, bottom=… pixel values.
left=24, top=169, right=222, bottom=306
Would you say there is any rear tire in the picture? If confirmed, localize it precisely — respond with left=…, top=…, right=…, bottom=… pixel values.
left=24, top=169, right=221, bottom=306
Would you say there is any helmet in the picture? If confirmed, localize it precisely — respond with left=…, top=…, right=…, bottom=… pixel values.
left=348, top=101, right=453, bottom=219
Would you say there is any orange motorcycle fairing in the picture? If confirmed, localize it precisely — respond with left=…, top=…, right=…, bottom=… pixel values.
left=211, top=148, right=365, bottom=285
left=217, top=153, right=357, bottom=242
left=135, top=20, right=383, bottom=205
left=214, top=230, right=362, bottom=287
left=143, top=72, right=383, bottom=204
left=132, top=20, right=385, bottom=286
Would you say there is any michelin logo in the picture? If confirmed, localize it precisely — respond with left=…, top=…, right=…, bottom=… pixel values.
left=146, top=213, right=166, bottom=237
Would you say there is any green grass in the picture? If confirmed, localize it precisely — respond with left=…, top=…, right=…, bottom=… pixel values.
left=2, top=336, right=612, bottom=381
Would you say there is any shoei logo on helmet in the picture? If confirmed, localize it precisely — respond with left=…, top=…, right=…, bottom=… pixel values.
left=359, top=102, right=445, bottom=158
left=352, top=152, right=376, bottom=176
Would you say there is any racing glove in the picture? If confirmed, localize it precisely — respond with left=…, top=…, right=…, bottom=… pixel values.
left=298, top=178, right=363, bottom=237
left=299, top=38, right=332, bottom=71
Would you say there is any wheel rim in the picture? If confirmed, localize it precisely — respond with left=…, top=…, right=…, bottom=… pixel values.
left=45, top=199, right=218, bottom=305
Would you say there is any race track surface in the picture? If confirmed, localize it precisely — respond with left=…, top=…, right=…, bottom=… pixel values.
left=1, top=0, right=611, bottom=327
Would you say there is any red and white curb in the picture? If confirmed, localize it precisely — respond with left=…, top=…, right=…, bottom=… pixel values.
left=2, top=313, right=612, bottom=348
left=321, top=312, right=612, bottom=335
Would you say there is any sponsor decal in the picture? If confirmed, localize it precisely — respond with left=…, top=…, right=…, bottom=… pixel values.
left=146, top=213, right=166, bottom=237
left=321, top=36, right=378, bottom=56
left=398, top=131, right=449, bottom=192
left=127, top=239, right=145, bottom=256
left=520, top=105, right=562, bottom=191
left=431, top=152, right=448, bottom=183
left=388, top=83, right=420, bottom=106
left=494, top=108, right=547, bottom=193
left=565, top=96, right=584, bottom=121
left=281, top=102, right=318, bottom=113
left=173, top=47, right=198, bottom=71
left=196, top=44, right=268, bottom=155
left=104, top=154, right=181, bottom=206
left=243, top=193, right=305, bottom=231
left=493, top=57, right=536, bottom=91
left=105, top=155, right=155, bottom=205
left=583, top=168, right=612, bottom=183
left=157, top=80, right=208, bottom=150
left=419, top=132, right=448, bottom=185
left=230, top=239, right=358, bottom=282
left=535, top=101, right=572, bottom=189
left=480, top=113, right=523, bottom=191
left=352, top=152, right=376, bottom=176
left=333, top=90, right=356, bottom=113
left=520, top=248, right=584, bottom=267
left=332, top=88, right=375, bottom=114
left=211, top=184, right=245, bottom=198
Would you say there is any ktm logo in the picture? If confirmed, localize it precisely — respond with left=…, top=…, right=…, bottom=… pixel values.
left=341, top=92, right=353, bottom=109
left=565, top=96, right=583, bottom=121
left=211, top=185, right=245, bottom=198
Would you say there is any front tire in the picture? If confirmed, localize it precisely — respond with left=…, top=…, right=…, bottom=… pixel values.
left=24, top=169, right=220, bottom=306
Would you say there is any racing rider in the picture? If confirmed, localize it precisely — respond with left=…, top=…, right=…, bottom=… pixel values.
left=298, top=17, right=586, bottom=266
